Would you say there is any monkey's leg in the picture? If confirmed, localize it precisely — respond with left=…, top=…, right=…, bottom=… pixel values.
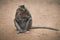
left=27, top=19, right=32, bottom=31
left=25, top=18, right=32, bottom=31
left=14, top=20, right=24, bottom=32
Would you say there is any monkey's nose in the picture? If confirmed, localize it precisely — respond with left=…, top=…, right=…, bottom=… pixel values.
left=20, top=13, right=22, bottom=15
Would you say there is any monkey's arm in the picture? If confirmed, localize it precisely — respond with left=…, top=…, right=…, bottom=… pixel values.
left=14, top=19, right=23, bottom=32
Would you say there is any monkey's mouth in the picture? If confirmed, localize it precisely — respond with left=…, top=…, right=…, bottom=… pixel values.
left=20, top=13, right=22, bottom=15
left=20, top=13, right=23, bottom=16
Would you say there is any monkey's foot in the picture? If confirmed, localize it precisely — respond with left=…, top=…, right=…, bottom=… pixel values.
left=16, top=30, right=26, bottom=34
left=25, top=31, right=30, bottom=34
left=16, top=31, right=20, bottom=34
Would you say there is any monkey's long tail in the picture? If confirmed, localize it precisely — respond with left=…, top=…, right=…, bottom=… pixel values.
left=31, top=26, right=59, bottom=31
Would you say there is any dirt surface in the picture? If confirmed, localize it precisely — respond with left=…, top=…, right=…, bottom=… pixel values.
left=0, top=0, right=60, bottom=40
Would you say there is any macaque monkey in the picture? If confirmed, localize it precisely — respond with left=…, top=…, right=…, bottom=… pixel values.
left=14, top=5, right=59, bottom=34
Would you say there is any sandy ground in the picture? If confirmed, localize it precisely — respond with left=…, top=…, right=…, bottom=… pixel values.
left=0, top=0, right=60, bottom=40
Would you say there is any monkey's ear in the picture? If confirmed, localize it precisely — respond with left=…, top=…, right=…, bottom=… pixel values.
left=19, top=5, right=25, bottom=8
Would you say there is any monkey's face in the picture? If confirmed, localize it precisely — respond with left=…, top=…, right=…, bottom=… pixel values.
left=18, top=10, right=24, bottom=16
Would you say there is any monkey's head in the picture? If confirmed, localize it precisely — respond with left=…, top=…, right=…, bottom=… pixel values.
left=19, top=5, right=25, bottom=8
left=19, top=5, right=25, bottom=12
left=18, top=5, right=26, bottom=16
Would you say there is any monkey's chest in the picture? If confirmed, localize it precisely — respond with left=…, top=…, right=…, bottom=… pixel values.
left=18, top=17, right=27, bottom=25
left=17, top=15, right=28, bottom=27
left=20, top=19, right=27, bottom=23
left=18, top=19, right=27, bottom=29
